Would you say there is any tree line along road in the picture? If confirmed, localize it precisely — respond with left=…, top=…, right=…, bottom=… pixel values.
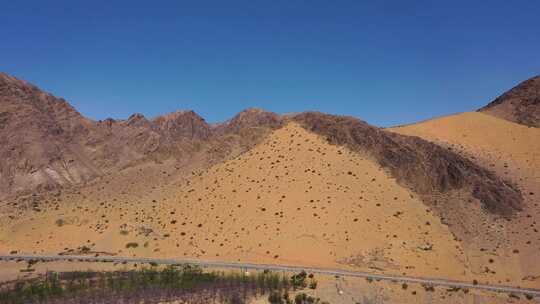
left=0, top=254, right=539, bottom=298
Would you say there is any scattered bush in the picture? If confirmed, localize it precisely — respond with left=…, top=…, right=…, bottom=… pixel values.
left=422, top=284, right=435, bottom=292
left=294, top=293, right=320, bottom=304
left=0, top=266, right=299, bottom=304
left=125, top=242, right=139, bottom=249
left=290, top=271, right=308, bottom=289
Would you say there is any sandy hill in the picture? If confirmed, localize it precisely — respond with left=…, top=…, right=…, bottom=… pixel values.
left=479, top=75, right=540, bottom=127
left=390, top=111, right=540, bottom=287
left=0, top=123, right=471, bottom=279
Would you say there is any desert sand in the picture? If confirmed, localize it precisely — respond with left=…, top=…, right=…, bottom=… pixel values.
left=390, top=112, right=540, bottom=287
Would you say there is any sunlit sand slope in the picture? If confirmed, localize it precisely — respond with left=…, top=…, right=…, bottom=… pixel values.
left=390, top=112, right=540, bottom=287
left=0, top=123, right=469, bottom=280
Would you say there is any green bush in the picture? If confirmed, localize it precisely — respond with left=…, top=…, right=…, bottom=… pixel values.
left=0, top=267, right=332, bottom=304
left=269, top=291, right=284, bottom=304
left=290, top=271, right=308, bottom=289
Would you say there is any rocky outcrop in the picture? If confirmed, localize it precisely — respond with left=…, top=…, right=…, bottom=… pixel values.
left=0, top=73, right=100, bottom=198
left=479, top=75, right=540, bottom=127
left=214, top=108, right=283, bottom=134
left=0, top=74, right=281, bottom=199
left=152, top=110, right=211, bottom=140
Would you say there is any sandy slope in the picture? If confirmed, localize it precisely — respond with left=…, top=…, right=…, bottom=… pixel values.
left=0, top=123, right=468, bottom=279
left=389, top=112, right=540, bottom=287
left=389, top=112, right=540, bottom=186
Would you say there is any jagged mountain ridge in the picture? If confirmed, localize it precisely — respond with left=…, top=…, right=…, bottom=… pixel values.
left=0, top=73, right=281, bottom=198
left=0, top=72, right=522, bottom=219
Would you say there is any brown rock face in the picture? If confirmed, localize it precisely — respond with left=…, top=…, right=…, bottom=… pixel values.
left=0, top=74, right=278, bottom=199
left=213, top=108, right=283, bottom=134
left=152, top=110, right=211, bottom=140
left=0, top=73, right=100, bottom=197
left=479, top=75, right=540, bottom=127
left=292, top=112, right=523, bottom=217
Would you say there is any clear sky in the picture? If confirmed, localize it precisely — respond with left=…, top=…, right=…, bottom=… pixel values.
left=1, top=1, right=539, bottom=127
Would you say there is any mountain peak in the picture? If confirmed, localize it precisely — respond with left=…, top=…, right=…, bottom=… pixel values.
left=216, top=108, right=282, bottom=134
left=153, top=109, right=203, bottom=122
left=152, top=110, right=211, bottom=140
left=126, top=113, right=149, bottom=126
left=479, top=75, right=540, bottom=127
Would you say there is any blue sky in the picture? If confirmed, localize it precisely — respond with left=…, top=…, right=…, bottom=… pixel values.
left=1, top=1, right=539, bottom=126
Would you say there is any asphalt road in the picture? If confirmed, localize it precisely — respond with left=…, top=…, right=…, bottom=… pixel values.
left=1, top=254, right=539, bottom=298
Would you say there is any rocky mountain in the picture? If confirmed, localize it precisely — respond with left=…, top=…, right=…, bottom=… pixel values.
left=0, top=73, right=98, bottom=197
left=479, top=75, right=540, bottom=127
left=0, top=72, right=523, bottom=221
left=0, top=73, right=280, bottom=199
left=2, top=72, right=537, bottom=289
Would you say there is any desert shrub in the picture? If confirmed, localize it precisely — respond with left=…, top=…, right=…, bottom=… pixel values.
left=125, top=242, right=139, bottom=248
left=290, top=271, right=308, bottom=289
left=55, top=219, right=65, bottom=227
left=294, top=293, right=320, bottom=304
left=19, top=269, right=35, bottom=273
left=422, top=284, right=435, bottom=292
left=295, top=293, right=307, bottom=304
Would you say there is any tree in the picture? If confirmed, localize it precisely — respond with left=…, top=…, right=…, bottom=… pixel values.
left=269, top=291, right=284, bottom=304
